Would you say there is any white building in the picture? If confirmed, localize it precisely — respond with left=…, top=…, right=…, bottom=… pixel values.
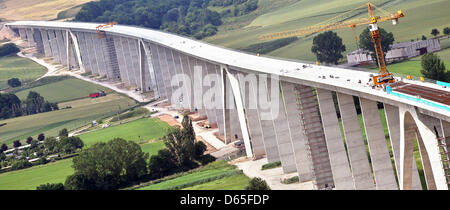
left=347, top=39, right=441, bottom=65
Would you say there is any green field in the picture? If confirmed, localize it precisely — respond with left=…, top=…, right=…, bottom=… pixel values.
left=0, top=55, right=47, bottom=90
left=0, top=158, right=74, bottom=190
left=15, top=78, right=113, bottom=103
left=0, top=94, right=138, bottom=146
left=79, top=117, right=171, bottom=147
left=207, top=0, right=450, bottom=62
left=0, top=140, right=165, bottom=190
left=182, top=174, right=250, bottom=190
left=140, top=141, right=165, bottom=158
left=137, top=161, right=243, bottom=190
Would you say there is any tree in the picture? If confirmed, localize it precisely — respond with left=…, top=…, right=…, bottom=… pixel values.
left=163, top=126, right=197, bottom=170
left=11, top=159, right=32, bottom=170
left=431, top=28, right=440, bottom=37
left=444, top=27, right=450, bottom=37
left=311, top=31, right=346, bottom=64
left=0, top=144, right=7, bottom=152
left=36, top=183, right=65, bottom=190
left=7, top=78, right=21, bottom=88
left=245, top=177, right=271, bottom=190
left=44, top=137, right=59, bottom=153
left=148, top=149, right=179, bottom=179
left=58, top=136, right=84, bottom=154
left=64, top=173, right=96, bottom=190
left=13, top=140, right=21, bottom=148
left=359, top=27, right=394, bottom=65
left=420, top=53, right=447, bottom=81
left=72, top=138, right=148, bottom=190
left=26, top=136, right=33, bottom=144
left=30, top=140, right=39, bottom=149
left=25, top=91, right=45, bottom=115
left=37, top=133, right=45, bottom=141
left=58, top=128, right=69, bottom=138
left=421, top=35, right=427, bottom=40
left=0, top=43, right=20, bottom=57
left=0, top=93, right=22, bottom=120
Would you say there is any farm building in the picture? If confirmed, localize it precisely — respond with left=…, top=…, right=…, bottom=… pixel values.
left=347, top=38, right=441, bottom=65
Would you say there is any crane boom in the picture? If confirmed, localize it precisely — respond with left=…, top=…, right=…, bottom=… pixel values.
left=258, top=2, right=405, bottom=86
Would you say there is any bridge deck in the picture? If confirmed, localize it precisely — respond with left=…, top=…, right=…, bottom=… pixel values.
left=390, top=82, right=450, bottom=106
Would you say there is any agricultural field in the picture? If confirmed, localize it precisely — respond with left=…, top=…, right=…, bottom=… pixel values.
left=0, top=55, right=46, bottom=90
left=0, top=158, right=74, bottom=190
left=206, top=0, right=450, bottom=62
left=137, top=161, right=246, bottom=190
left=78, top=117, right=171, bottom=147
left=182, top=173, right=251, bottom=190
left=0, top=93, right=138, bottom=146
left=384, top=46, right=450, bottom=77
left=0, top=141, right=165, bottom=190
left=0, top=0, right=92, bottom=21
left=15, top=77, right=113, bottom=103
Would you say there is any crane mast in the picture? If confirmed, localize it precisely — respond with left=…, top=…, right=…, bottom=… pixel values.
left=258, top=2, right=405, bottom=86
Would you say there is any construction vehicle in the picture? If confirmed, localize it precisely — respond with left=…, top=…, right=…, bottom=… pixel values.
left=96, top=22, right=118, bottom=39
left=259, top=2, right=405, bottom=86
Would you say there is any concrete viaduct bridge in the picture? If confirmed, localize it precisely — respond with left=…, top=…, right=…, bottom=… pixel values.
left=5, top=21, right=450, bottom=190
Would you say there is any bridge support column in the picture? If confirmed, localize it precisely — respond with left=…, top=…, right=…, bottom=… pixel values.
left=316, top=89, right=354, bottom=189
left=75, top=32, right=92, bottom=73
left=384, top=104, right=422, bottom=189
left=271, top=80, right=296, bottom=173
left=238, top=73, right=266, bottom=158
left=280, top=81, right=313, bottom=181
left=257, top=75, right=280, bottom=163
left=25, top=28, right=35, bottom=47
left=48, top=30, right=61, bottom=63
left=360, top=98, right=397, bottom=190
left=440, top=120, right=450, bottom=163
left=32, top=29, right=44, bottom=55
left=399, top=107, right=447, bottom=190
left=40, top=29, right=52, bottom=57
left=128, top=39, right=141, bottom=85
left=225, top=67, right=252, bottom=158
left=56, top=30, right=68, bottom=66
left=212, top=65, right=225, bottom=136
left=296, top=85, right=333, bottom=189
left=337, top=93, right=375, bottom=189
left=148, top=43, right=167, bottom=99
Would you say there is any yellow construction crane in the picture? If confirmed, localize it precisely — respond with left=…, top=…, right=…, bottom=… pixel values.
left=96, top=22, right=118, bottom=39
left=259, top=2, right=405, bottom=86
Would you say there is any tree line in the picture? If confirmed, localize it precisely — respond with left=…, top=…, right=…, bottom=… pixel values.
left=0, top=91, right=58, bottom=120
left=74, top=0, right=258, bottom=39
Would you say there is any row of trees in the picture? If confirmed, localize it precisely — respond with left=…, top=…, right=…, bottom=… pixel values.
left=74, top=0, right=258, bottom=40
left=0, top=91, right=58, bottom=120
left=38, top=115, right=214, bottom=190
left=0, top=134, right=45, bottom=153
left=431, top=27, right=450, bottom=37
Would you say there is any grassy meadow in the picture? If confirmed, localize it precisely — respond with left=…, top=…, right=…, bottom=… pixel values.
left=79, top=117, right=171, bottom=147
left=206, top=0, right=450, bottom=62
left=15, top=78, right=113, bottom=103
left=0, top=56, right=47, bottom=90
left=0, top=93, right=137, bottom=146
left=137, top=161, right=248, bottom=190
left=0, top=0, right=92, bottom=21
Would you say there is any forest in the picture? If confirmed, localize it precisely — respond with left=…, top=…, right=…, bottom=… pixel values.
left=75, top=0, right=258, bottom=39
